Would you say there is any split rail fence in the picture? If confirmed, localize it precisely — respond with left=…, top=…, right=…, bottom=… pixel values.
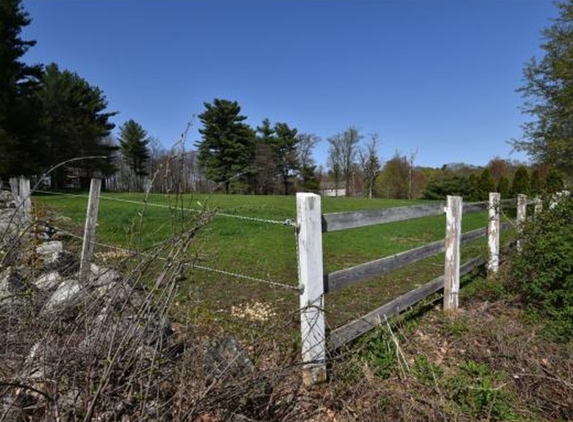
left=6, top=177, right=537, bottom=387
left=295, top=192, right=534, bottom=386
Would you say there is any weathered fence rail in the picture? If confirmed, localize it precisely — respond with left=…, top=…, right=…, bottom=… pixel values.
left=297, top=192, right=532, bottom=385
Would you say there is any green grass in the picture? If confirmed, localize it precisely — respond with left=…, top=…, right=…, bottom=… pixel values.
left=33, top=191, right=513, bottom=335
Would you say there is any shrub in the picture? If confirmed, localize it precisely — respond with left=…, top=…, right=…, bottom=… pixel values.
left=510, top=193, right=573, bottom=340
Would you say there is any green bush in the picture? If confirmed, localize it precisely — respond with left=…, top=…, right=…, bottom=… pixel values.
left=510, top=193, right=573, bottom=340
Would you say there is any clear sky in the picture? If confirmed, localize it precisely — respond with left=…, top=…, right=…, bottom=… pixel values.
left=21, top=0, right=557, bottom=169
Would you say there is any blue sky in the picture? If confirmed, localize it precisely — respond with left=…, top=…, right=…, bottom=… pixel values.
left=21, top=0, right=556, bottom=169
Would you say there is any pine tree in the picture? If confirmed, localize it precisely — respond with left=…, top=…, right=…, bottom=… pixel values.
left=0, top=0, right=42, bottom=177
left=37, top=63, right=116, bottom=187
left=119, top=120, right=150, bottom=177
left=511, top=166, right=531, bottom=196
left=196, top=99, right=255, bottom=194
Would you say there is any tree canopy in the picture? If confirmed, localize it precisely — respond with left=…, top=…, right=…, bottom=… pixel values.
left=515, top=1, right=573, bottom=177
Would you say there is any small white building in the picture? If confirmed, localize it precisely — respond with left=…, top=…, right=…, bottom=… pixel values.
left=319, top=182, right=346, bottom=197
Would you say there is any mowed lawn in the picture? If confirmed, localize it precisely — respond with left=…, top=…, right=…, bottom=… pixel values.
left=33, top=192, right=506, bottom=335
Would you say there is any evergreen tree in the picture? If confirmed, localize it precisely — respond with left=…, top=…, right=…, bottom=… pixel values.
left=497, top=176, right=510, bottom=199
left=118, top=119, right=150, bottom=181
left=37, top=63, right=116, bottom=187
left=196, top=99, right=255, bottom=194
left=475, top=168, right=496, bottom=200
left=0, top=0, right=42, bottom=177
left=511, top=165, right=531, bottom=196
left=273, top=122, right=299, bottom=195
left=515, top=1, right=573, bottom=174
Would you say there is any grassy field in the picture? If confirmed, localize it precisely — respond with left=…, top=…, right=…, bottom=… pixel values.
left=33, top=191, right=513, bottom=337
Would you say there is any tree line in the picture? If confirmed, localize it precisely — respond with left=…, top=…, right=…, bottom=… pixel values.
left=1, top=0, right=572, bottom=197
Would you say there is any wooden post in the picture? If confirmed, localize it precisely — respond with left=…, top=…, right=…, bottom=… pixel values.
left=517, top=194, right=527, bottom=252
left=9, top=177, right=19, bottom=201
left=444, top=195, right=462, bottom=311
left=487, top=192, right=500, bottom=275
left=18, top=177, right=31, bottom=221
left=296, top=193, right=326, bottom=386
left=79, top=177, right=102, bottom=284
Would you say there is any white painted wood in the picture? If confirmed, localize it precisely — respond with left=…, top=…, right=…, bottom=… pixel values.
left=517, top=194, right=527, bottom=252
left=9, top=177, right=19, bottom=200
left=487, top=192, right=500, bottom=274
left=18, top=177, right=31, bottom=221
left=296, top=192, right=326, bottom=386
left=79, top=178, right=102, bottom=284
left=444, top=196, right=462, bottom=311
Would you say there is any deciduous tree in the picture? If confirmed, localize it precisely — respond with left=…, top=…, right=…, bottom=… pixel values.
left=514, top=1, right=573, bottom=175
left=358, top=134, right=381, bottom=199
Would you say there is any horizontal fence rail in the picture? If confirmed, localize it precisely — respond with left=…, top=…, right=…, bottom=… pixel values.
left=328, top=256, right=486, bottom=349
left=321, top=203, right=445, bottom=232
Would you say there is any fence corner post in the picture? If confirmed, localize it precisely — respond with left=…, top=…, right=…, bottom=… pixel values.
left=296, top=192, right=326, bottom=386
left=517, top=194, right=527, bottom=252
left=444, top=195, right=462, bottom=311
left=487, top=192, right=500, bottom=275
left=79, top=177, right=102, bottom=284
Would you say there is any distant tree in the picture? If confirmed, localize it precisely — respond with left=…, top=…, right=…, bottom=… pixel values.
left=358, top=134, right=381, bottom=199
left=196, top=99, right=255, bottom=194
left=487, top=157, right=510, bottom=182
left=327, top=133, right=344, bottom=196
left=296, top=133, right=320, bottom=192
left=273, top=122, right=299, bottom=195
left=376, top=153, right=409, bottom=199
left=497, top=176, right=510, bottom=198
left=475, top=168, right=496, bottom=200
left=118, top=119, right=150, bottom=189
left=423, top=174, right=473, bottom=200
left=0, top=0, right=42, bottom=177
left=514, top=1, right=573, bottom=175
left=37, top=63, right=116, bottom=187
left=327, top=127, right=361, bottom=196
left=511, top=165, right=530, bottom=196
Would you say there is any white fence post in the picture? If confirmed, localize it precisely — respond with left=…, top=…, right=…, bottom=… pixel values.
left=296, top=192, right=326, bottom=386
left=517, top=194, right=527, bottom=252
left=487, top=192, right=500, bottom=275
left=18, top=177, right=31, bottom=221
left=444, top=195, right=462, bottom=311
left=79, top=177, right=102, bottom=284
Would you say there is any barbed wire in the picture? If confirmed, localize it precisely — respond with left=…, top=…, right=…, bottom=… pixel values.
left=48, top=225, right=300, bottom=292
left=36, top=190, right=297, bottom=227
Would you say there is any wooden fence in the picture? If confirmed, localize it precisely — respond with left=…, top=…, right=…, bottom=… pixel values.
left=9, top=177, right=536, bottom=387
left=296, top=192, right=532, bottom=386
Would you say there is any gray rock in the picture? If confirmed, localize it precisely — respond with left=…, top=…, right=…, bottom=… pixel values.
left=89, top=263, right=121, bottom=286
left=203, top=336, right=254, bottom=379
left=34, top=271, right=63, bottom=291
left=41, top=278, right=87, bottom=317
left=0, top=268, right=26, bottom=306
left=35, top=241, right=79, bottom=275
